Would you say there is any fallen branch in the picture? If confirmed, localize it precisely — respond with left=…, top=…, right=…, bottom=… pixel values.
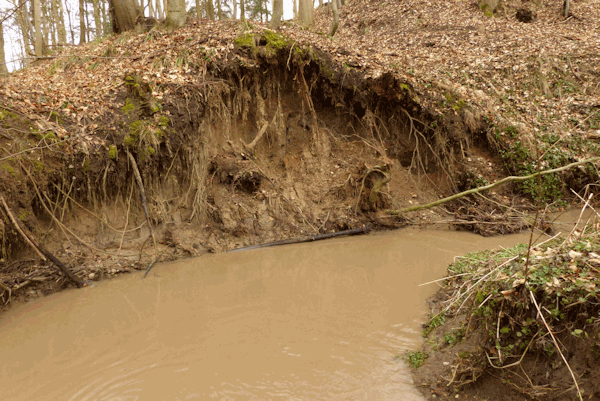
left=228, top=225, right=371, bottom=253
left=126, top=150, right=156, bottom=250
left=0, top=196, right=85, bottom=288
left=142, top=252, right=163, bottom=279
left=385, top=157, right=600, bottom=215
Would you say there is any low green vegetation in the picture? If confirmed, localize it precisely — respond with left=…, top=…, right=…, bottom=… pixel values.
left=421, top=221, right=600, bottom=391
left=404, top=350, right=429, bottom=368
left=122, top=98, right=135, bottom=114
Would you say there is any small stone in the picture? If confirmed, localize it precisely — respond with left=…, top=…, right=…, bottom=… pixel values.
left=88, top=273, right=95, bottom=280
left=443, top=361, right=450, bottom=366
left=111, top=269, right=117, bottom=274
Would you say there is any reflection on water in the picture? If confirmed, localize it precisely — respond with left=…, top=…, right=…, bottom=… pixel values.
left=0, top=228, right=533, bottom=400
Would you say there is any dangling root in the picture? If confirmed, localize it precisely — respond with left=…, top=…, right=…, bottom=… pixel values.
left=368, top=171, right=391, bottom=211
left=126, top=150, right=156, bottom=251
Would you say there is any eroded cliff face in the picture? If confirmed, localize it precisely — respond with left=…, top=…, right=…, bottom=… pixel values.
left=0, top=21, right=480, bottom=305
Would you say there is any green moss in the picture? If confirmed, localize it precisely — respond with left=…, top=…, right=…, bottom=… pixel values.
left=234, top=33, right=256, bottom=49
left=49, top=111, right=61, bottom=123
left=18, top=209, right=30, bottom=221
left=158, top=116, right=170, bottom=127
left=123, top=135, right=137, bottom=147
left=150, top=101, right=162, bottom=114
left=43, top=132, right=57, bottom=141
left=155, top=129, right=163, bottom=139
left=129, top=120, right=143, bottom=136
left=293, top=45, right=304, bottom=57
left=146, top=146, right=155, bottom=156
left=1, top=163, right=16, bottom=176
left=263, top=30, right=290, bottom=54
left=108, top=145, right=118, bottom=159
left=82, top=159, right=91, bottom=172
left=124, top=120, right=145, bottom=147
left=122, top=98, right=135, bottom=114
left=34, top=160, right=43, bottom=172
left=0, top=109, right=15, bottom=121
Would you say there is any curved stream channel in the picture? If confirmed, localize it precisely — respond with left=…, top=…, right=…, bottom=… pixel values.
left=1, top=228, right=539, bottom=400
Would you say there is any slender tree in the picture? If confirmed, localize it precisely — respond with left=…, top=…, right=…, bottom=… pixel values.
left=269, top=0, right=282, bottom=29
left=240, top=0, right=245, bottom=20
left=92, top=0, right=102, bottom=38
left=206, top=0, right=215, bottom=19
left=149, top=0, right=155, bottom=18
left=65, top=0, right=75, bottom=42
left=54, top=0, right=67, bottom=44
left=232, top=0, right=237, bottom=19
left=34, top=0, right=43, bottom=56
left=0, top=21, right=9, bottom=75
left=328, top=0, right=339, bottom=36
left=78, top=0, right=86, bottom=44
left=156, top=0, right=164, bottom=19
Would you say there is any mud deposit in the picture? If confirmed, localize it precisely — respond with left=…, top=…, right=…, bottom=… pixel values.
left=0, top=228, right=532, bottom=400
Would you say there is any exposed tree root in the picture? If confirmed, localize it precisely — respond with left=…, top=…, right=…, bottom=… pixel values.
left=368, top=171, right=391, bottom=211
left=0, top=196, right=84, bottom=288
left=126, top=150, right=156, bottom=251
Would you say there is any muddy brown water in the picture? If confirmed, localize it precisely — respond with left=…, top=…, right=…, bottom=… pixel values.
left=1, top=228, right=542, bottom=400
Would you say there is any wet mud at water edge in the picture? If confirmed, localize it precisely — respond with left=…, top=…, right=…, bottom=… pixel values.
left=0, top=228, right=533, bottom=400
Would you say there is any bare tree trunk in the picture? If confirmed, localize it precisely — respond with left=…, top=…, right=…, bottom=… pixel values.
left=92, top=0, right=102, bottom=38
left=34, top=0, right=43, bottom=56
left=216, top=0, right=222, bottom=20
left=79, top=0, right=86, bottom=44
left=65, top=0, right=76, bottom=42
left=101, top=0, right=108, bottom=32
left=298, top=0, right=312, bottom=26
left=41, top=0, right=52, bottom=49
left=328, top=0, right=339, bottom=36
left=195, top=0, right=201, bottom=18
left=85, top=1, right=91, bottom=41
left=269, top=0, right=283, bottom=29
left=49, top=0, right=58, bottom=46
left=233, top=0, right=237, bottom=19
left=293, top=0, right=297, bottom=18
left=109, top=0, right=141, bottom=33
left=0, top=22, right=9, bottom=75
left=156, top=0, right=164, bottom=18
left=240, top=0, right=245, bottom=20
left=149, top=0, right=155, bottom=18
left=54, top=0, right=67, bottom=44
left=165, top=0, right=186, bottom=29
left=206, top=0, right=215, bottom=19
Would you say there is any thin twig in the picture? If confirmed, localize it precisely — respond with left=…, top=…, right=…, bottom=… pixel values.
left=529, top=288, right=582, bottom=401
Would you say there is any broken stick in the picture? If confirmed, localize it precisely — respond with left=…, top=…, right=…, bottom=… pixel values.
left=228, top=225, right=371, bottom=252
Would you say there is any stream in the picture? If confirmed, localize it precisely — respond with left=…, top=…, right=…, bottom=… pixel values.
left=0, top=228, right=539, bottom=400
